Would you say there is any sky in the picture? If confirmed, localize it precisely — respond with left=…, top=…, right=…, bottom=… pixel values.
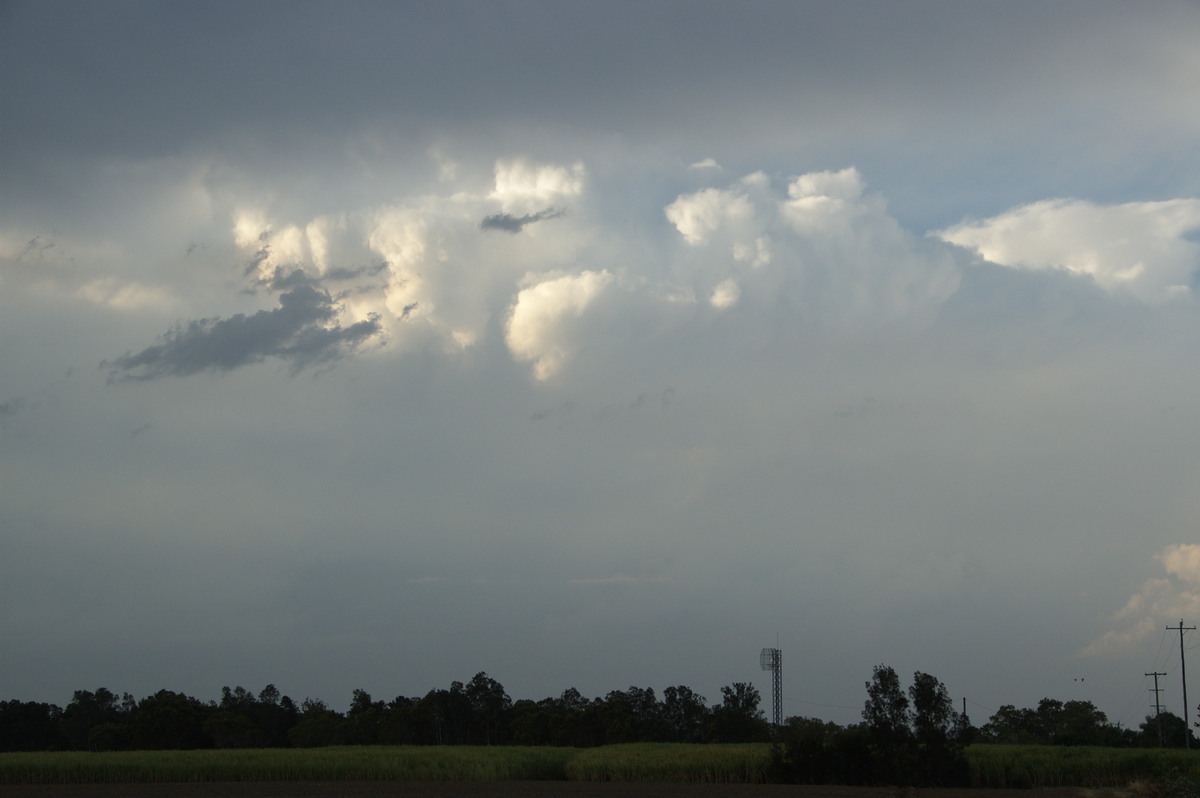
left=4, top=0, right=1200, bottom=729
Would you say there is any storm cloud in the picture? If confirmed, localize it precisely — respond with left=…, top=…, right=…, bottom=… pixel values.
left=3, top=1, right=1200, bottom=727
left=480, top=207, right=565, bottom=233
left=105, top=283, right=381, bottom=382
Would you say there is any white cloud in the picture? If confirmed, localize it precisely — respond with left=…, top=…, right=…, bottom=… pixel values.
left=665, top=167, right=962, bottom=329
left=709, top=278, right=740, bottom=309
left=505, top=270, right=615, bottom=380
left=781, top=167, right=872, bottom=236
left=731, top=236, right=770, bottom=268
left=490, top=159, right=586, bottom=213
left=222, top=158, right=598, bottom=356
left=664, top=186, right=755, bottom=247
left=936, top=198, right=1200, bottom=301
left=1160, top=543, right=1200, bottom=583
left=789, top=166, right=867, bottom=201
left=232, top=209, right=271, bottom=251
left=1082, top=544, right=1200, bottom=657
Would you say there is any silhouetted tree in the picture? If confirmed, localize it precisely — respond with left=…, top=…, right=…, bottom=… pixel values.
left=776, top=666, right=967, bottom=787
left=204, top=685, right=297, bottom=747
left=342, top=689, right=385, bottom=744
left=600, top=686, right=661, bottom=743
left=465, top=672, right=511, bottom=745
left=863, top=665, right=910, bottom=744
left=1139, top=711, right=1193, bottom=748
left=981, top=697, right=1120, bottom=746
left=907, top=672, right=967, bottom=786
left=709, top=682, right=769, bottom=742
left=378, top=694, right=419, bottom=744
left=62, top=688, right=133, bottom=750
left=132, top=690, right=211, bottom=749
left=662, top=685, right=709, bottom=743
left=770, top=716, right=868, bottom=785
left=862, top=665, right=914, bottom=784
left=286, top=698, right=344, bottom=747
left=551, top=687, right=601, bottom=747
left=1055, top=699, right=1109, bottom=746
left=0, top=700, right=63, bottom=751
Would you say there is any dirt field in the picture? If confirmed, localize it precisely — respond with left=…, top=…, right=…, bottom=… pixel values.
left=0, top=784, right=1103, bottom=798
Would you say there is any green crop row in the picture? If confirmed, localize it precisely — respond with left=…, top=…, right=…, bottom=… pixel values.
left=967, top=744, right=1200, bottom=789
left=564, top=743, right=772, bottom=783
left=5, top=742, right=1200, bottom=787
left=0, top=746, right=578, bottom=785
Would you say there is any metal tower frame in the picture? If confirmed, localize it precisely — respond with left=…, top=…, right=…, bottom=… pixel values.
left=759, top=647, right=782, bottom=727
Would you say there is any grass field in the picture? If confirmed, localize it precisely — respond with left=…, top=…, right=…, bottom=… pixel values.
left=3, top=743, right=1200, bottom=787
left=966, top=744, right=1200, bottom=789
left=0, top=746, right=577, bottom=785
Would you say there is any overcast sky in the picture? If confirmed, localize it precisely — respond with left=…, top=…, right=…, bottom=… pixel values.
left=4, top=0, right=1200, bottom=728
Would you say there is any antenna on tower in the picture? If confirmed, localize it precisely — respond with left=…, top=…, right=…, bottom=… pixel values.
left=759, top=645, right=783, bottom=727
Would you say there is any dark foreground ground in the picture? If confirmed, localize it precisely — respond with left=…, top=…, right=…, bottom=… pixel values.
left=0, top=785, right=1110, bottom=798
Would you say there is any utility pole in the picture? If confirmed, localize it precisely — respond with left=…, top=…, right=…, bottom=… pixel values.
left=1168, top=620, right=1196, bottom=749
left=1147, top=671, right=1166, bottom=747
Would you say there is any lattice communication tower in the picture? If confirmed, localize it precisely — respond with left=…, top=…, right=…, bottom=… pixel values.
left=759, top=647, right=782, bottom=727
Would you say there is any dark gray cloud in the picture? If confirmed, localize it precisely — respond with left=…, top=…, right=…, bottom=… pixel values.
left=256, top=265, right=388, bottom=295
left=480, top=208, right=564, bottom=234
left=105, top=283, right=381, bottom=382
left=323, top=262, right=389, bottom=282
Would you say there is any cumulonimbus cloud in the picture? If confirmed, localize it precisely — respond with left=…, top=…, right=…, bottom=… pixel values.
left=97, top=155, right=1200, bottom=386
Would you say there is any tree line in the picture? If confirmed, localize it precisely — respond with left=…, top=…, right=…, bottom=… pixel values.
left=0, top=674, right=769, bottom=752
left=1, top=665, right=1188, bottom=776
left=770, top=665, right=1192, bottom=787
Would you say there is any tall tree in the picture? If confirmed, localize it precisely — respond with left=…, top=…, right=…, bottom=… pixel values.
left=662, top=685, right=708, bottom=743
left=908, top=671, right=957, bottom=745
left=907, top=672, right=967, bottom=786
left=465, top=672, right=511, bottom=745
left=710, top=682, right=768, bottom=742
left=863, top=665, right=910, bottom=743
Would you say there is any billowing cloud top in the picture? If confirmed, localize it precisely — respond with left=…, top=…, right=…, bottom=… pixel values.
left=66, top=156, right=1200, bottom=385
left=90, top=161, right=993, bottom=383
left=664, top=167, right=963, bottom=325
